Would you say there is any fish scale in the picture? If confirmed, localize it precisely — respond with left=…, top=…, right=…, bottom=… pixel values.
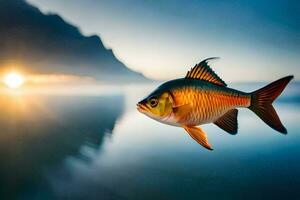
left=170, top=83, right=250, bottom=125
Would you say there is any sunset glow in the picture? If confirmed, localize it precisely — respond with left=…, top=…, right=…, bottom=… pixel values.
left=3, top=72, right=24, bottom=89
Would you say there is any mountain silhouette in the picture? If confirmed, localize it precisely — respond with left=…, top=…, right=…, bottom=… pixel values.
left=0, top=0, right=146, bottom=81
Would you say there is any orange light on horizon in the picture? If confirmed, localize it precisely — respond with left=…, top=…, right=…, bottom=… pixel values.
left=3, top=72, right=24, bottom=89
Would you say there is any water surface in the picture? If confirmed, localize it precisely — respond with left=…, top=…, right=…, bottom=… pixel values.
left=0, top=83, right=299, bottom=199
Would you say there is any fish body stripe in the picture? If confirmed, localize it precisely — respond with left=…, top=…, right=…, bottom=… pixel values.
left=170, top=84, right=250, bottom=125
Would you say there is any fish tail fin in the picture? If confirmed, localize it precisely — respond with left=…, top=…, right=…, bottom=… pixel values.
left=248, top=76, right=293, bottom=134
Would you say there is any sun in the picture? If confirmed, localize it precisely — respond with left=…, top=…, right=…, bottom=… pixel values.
left=3, top=72, right=24, bottom=89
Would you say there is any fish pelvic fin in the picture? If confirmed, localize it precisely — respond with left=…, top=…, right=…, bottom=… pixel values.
left=214, top=109, right=238, bottom=135
left=182, top=125, right=213, bottom=150
left=249, top=76, right=293, bottom=134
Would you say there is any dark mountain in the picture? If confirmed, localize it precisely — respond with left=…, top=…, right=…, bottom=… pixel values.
left=0, top=0, right=146, bottom=81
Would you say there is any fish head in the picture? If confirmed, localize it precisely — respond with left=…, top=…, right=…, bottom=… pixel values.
left=137, top=89, right=173, bottom=121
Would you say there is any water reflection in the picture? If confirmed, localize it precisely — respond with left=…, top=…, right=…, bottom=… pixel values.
left=0, top=83, right=299, bottom=199
left=0, top=94, right=124, bottom=199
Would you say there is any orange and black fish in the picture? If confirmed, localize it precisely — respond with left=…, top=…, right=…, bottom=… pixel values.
left=137, top=58, right=293, bottom=150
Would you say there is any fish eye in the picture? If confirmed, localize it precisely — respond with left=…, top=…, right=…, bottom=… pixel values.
left=149, top=97, right=158, bottom=107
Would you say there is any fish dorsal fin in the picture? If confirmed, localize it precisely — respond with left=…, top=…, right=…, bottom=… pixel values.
left=185, top=57, right=227, bottom=87
left=214, top=109, right=238, bottom=135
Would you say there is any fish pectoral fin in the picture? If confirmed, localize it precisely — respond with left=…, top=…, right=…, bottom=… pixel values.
left=182, top=125, right=213, bottom=150
left=173, top=104, right=192, bottom=122
left=214, top=109, right=238, bottom=135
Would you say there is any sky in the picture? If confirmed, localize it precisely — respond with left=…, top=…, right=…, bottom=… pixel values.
left=27, top=0, right=299, bottom=81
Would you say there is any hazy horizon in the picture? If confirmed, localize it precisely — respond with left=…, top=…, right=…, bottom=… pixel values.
left=1, top=1, right=299, bottom=199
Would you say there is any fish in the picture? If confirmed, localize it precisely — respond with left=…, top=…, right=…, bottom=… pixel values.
left=137, top=58, right=293, bottom=150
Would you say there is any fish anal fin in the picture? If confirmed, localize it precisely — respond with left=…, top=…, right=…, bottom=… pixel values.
left=185, top=57, right=227, bottom=87
left=182, top=125, right=213, bottom=150
left=214, top=109, right=238, bottom=135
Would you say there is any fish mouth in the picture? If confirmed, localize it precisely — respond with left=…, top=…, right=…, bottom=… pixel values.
left=136, top=103, right=149, bottom=113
